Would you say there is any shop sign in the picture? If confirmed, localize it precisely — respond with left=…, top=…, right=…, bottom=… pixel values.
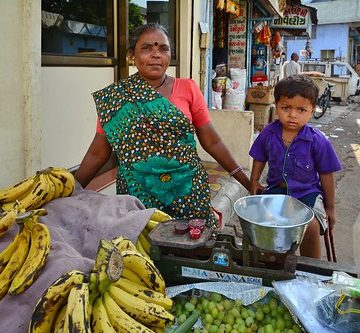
left=270, top=5, right=310, bottom=29
left=228, top=2, right=247, bottom=68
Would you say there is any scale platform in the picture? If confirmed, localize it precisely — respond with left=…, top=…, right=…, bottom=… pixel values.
left=148, top=220, right=358, bottom=287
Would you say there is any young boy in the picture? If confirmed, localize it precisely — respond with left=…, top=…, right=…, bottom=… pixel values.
left=249, top=75, right=341, bottom=259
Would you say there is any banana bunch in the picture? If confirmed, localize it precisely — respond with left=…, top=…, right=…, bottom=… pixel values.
left=0, top=167, right=75, bottom=213
left=136, top=209, right=173, bottom=258
left=0, top=211, right=51, bottom=299
left=91, top=237, right=174, bottom=332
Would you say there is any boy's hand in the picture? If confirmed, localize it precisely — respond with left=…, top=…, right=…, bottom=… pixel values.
left=250, top=180, right=265, bottom=195
left=325, top=206, right=336, bottom=230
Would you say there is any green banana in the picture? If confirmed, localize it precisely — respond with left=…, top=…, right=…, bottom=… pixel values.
left=0, top=225, right=31, bottom=300
left=108, top=284, right=174, bottom=328
left=28, top=270, right=86, bottom=333
left=63, top=283, right=90, bottom=333
left=8, top=216, right=51, bottom=294
left=103, top=292, right=154, bottom=333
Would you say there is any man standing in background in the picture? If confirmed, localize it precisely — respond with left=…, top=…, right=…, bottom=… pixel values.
left=284, top=52, right=301, bottom=77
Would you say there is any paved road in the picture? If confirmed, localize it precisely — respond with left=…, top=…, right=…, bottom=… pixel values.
left=309, top=101, right=360, bottom=265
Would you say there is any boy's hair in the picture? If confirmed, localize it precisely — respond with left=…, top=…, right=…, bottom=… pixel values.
left=274, top=75, right=319, bottom=106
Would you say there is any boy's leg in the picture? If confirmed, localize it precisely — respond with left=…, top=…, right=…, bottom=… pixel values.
left=300, top=218, right=321, bottom=258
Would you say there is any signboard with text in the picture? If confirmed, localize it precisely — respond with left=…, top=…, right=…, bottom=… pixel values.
left=228, top=2, right=247, bottom=69
left=271, top=5, right=310, bottom=30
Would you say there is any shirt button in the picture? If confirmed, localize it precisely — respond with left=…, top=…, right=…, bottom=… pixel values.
left=287, top=153, right=290, bottom=157
left=284, top=173, right=287, bottom=176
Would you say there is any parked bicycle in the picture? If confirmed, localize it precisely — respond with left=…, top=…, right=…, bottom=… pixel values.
left=314, top=79, right=336, bottom=119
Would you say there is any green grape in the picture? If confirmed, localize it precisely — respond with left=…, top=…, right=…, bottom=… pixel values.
left=255, top=309, right=264, bottom=322
left=196, top=303, right=203, bottom=311
left=264, top=316, right=272, bottom=325
left=209, top=325, right=219, bottom=333
left=217, top=326, right=226, bottom=333
left=263, top=324, right=274, bottom=333
left=287, top=330, right=295, bottom=333
left=270, top=310, right=277, bottom=318
left=250, top=322, right=258, bottom=332
left=257, top=327, right=265, bottom=333
left=283, top=311, right=292, bottom=321
left=277, top=304, right=285, bottom=316
left=210, top=292, right=223, bottom=303
left=213, top=318, right=222, bottom=327
left=241, top=308, right=249, bottom=319
left=269, top=298, right=278, bottom=311
left=274, top=330, right=281, bottom=333
left=235, top=299, right=243, bottom=307
left=202, top=298, right=210, bottom=311
left=247, top=309, right=255, bottom=318
left=275, top=318, right=285, bottom=330
left=238, top=325, right=246, bottom=333
left=208, top=301, right=217, bottom=312
left=217, top=311, right=225, bottom=322
left=262, top=304, right=270, bottom=314
left=292, top=324, right=302, bottom=333
left=230, top=307, right=241, bottom=318
left=210, top=307, right=219, bottom=319
left=204, top=313, right=214, bottom=324
left=270, top=319, right=276, bottom=329
left=204, top=323, right=212, bottom=331
left=217, top=302, right=225, bottom=312
left=190, top=296, right=198, bottom=305
left=225, top=323, right=232, bottom=333
left=223, top=299, right=234, bottom=311
left=235, top=317, right=245, bottom=326
left=285, top=320, right=293, bottom=329
left=245, top=316, right=254, bottom=327
left=178, top=313, right=187, bottom=324
left=224, top=313, right=235, bottom=326
left=184, top=302, right=195, bottom=312
left=230, top=330, right=238, bottom=333
left=193, top=329, right=202, bottom=333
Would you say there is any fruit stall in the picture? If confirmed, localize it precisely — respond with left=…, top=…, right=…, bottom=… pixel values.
left=0, top=168, right=359, bottom=332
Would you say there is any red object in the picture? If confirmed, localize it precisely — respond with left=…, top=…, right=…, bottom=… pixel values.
left=251, top=75, right=268, bottom=83
left=189, top=228, right=201, bottom=239
left=189, top=219, right=205, bottom=232
left=174, top=222, right=190, bottom=235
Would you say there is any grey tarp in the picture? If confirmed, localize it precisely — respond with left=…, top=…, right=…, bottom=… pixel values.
left=0, top=186, right=155, bottom=333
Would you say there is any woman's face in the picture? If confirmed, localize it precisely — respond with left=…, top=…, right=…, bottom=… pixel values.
left=133, top=29, right=171, bottom=80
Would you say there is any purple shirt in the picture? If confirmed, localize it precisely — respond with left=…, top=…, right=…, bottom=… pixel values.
left=249, top=120, right=341, bottom=199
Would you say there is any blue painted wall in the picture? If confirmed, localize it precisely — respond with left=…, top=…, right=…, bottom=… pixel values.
left=285, top=23, right=349, bottom=61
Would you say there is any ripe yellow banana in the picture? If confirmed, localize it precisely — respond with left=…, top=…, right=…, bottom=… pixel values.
left=121, top=249, right=166, bottom=294
left=0, top=204, right=18, bottom=237
left=49, top=167, right=75, bottom=197
left=145, top=219, right=159, bottom=232
left=91, top=296, right=117, bottom=333
left=52, top=303, right=67, bottom=333
left=0, top=174, right=37, bottom=203
left=121, top=267, right=148, bottom=287
left=136, top=239, right=151, bottom=260
left=111, top=235, right=138, bottom=252
left=139, top=232, right=151, bottom=256
left=0, top=231, right=19, bottom=270
left=149, top=209, right=172, bottom=223
left=29, top=270, right=86, bottom=333
left=42, top=173, right=56, bottom=205
left=112, top=277, right=173, bottom=310
left=47, top=171, right=64, bottom=199
left=63, top=283, right=90, bottom=333
left=1, top=173, right=50, bottom=212
left=8, top=216, right=51, bottom=294
left=103, top=292, right=154, bottom=333
left=0, top=225, right=31, bottom=300
left=108, top=285, right=174, bottom=328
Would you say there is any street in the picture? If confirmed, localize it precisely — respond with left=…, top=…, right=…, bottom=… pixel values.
left=309, top=99, right=360, bottom=265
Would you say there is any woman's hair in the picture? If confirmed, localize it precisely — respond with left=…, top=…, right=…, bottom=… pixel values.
left=127, top=23, right=170, bottom=54
left=274, top=75, right=319, bottom=106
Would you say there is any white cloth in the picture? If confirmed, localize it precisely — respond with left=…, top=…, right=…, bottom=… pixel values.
left=284, top=60, right=301, bottom=77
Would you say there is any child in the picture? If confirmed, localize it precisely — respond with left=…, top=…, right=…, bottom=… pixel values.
left=249, top=75, right=341, bottom=259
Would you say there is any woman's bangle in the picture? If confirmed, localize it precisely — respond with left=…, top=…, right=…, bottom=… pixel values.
left=229, top=166, right=243, bottom=177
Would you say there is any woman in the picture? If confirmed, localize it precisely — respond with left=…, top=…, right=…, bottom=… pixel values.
left=75, top=23, right=250, bottom=226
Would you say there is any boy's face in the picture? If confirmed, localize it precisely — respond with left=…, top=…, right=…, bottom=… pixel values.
left=275, top=95, right=315, bottom=132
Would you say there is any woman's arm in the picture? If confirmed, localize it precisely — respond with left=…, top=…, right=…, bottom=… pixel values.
left=195, top=123, right=251, bottom=192
left=250, top=160, right=266, bottom=195
left=75, top=133, right=112, bottom=188
left=319, top=172, right=336, bottom=230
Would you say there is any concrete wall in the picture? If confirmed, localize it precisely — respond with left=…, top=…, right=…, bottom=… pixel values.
left=0, top=0, right=41, bottom=187
left=286, top=24, right=349, bottom=61
left=196, top=110, right=254, bottom=171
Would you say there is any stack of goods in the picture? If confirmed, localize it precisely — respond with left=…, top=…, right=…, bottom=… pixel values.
left=246, top=85, right=275, bottom=132
left=223, top=68, right=247, bottom=111
left=28, top=235, right=175, bottom=332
